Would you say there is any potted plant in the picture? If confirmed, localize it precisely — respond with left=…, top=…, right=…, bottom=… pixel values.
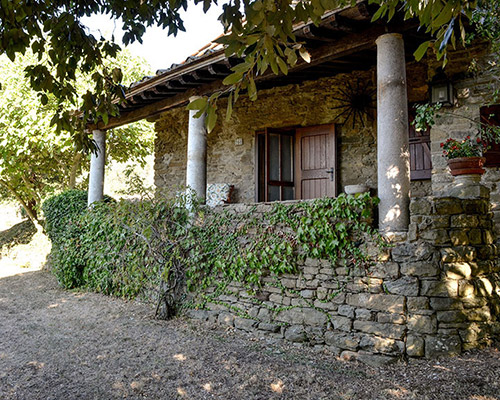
left=413, top=103, right=500, bottom=177
left=440, top=136, right=487, bottom=176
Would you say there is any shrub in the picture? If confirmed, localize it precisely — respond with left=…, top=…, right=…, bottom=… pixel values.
left=42, top=189, right=88, bottom=243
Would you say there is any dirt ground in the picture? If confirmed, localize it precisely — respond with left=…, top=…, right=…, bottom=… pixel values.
left=0, top=270, right=499, bottom=400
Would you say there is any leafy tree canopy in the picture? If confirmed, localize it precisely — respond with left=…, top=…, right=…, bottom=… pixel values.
left=1, top=0, right=499, bottom=136
left=0, top=49, right=154, bottom=225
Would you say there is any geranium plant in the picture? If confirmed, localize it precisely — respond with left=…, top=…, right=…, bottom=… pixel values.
left=440, top=136, right=488, bottom=160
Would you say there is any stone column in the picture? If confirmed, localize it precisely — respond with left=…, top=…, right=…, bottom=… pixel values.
left=186, top=97, right=207, bottom=202
left=376, top=33, right=410, bottom=232
left=88, top=129, right=106, bottom=206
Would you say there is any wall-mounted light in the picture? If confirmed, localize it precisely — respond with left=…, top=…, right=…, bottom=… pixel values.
left=430, top=70, right=454, bottom=107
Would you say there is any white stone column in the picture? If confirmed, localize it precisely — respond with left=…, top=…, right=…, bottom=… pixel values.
left=88, top=129, right=106, bottom=206
left=186, top=97, right=207, bottom=202
left=376, top=33, right=410, bottom=232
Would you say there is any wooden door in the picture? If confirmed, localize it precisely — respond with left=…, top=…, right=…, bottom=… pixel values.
left=295, top=124, right=337, bottom=199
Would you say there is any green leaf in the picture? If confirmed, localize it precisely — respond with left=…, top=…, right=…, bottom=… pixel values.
left=413, top=41, right=431, bottom=61
left=222, top=71, right=243, bottom=85
left=187, top=97, right=208, bottom=111
left=206, top=104, right=217, bottom=133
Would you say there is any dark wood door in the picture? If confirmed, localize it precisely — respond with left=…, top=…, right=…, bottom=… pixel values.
left=295, top=124, right=337, bottom=199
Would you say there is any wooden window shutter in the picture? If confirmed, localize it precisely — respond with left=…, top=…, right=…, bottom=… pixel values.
left=409, top=105, right=432, bottom=180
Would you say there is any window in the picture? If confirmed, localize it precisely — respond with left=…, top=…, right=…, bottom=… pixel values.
left=409, top=104, right=432, bottom=180
left=256, top=124, right=337, bottom=202
left=480, top=105, right=500, bottom=168
left=256, top=128, right=295, bottom=202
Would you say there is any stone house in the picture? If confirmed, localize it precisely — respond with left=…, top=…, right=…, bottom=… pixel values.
left=86, top=2, right=500, bottom=361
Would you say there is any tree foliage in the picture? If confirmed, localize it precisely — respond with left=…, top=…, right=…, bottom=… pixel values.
left=1, top=1, right=499, bottom=135
left=0, top=49, right=154, bottom=224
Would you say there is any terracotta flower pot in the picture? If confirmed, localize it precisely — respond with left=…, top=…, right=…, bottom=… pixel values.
left=447, top=156, right=486, bottom=176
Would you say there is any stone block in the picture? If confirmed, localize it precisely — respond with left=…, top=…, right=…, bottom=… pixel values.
left=384, top=276, right=419, bottom=296
left=443, top=263, right=472, bottom=280
left=313, top=300, right=337, bottom=311
left=468, top=229, right=483, bottom=245
left=419, top=229, right=450, bottom=244
left=407, top=297, right=430, bottom=311
left=449, top=229, right=470, bottom=246
left=234, top=316, right=258, bottom=331
left=355, top=308, right=375, bottom=320
left=284, top=325, right=307, bottom=342
left=434, top=199, right=463, bottom=215
left=257, top=322, right=281, bottom=333
left=281, top=278, right=296, bottom=289
left=300, top=289, right=315, bottom=299
left=347, top=293, right=405, bottom=314
left=331, top=315, right=352, bottom=331
left=377, top=313, right=405, bottom=324
left=324, top=331, right=360, bottom=350
left=316, top=287, right=328, bottom=300
left=425, top=335, right=462, bottom=358
left=303, top=266, right=319, bottom=275
left=429, top=297, right=463, bottom=311
left=448, top=184, right=489, bottom=200
left=359, top=335, right=404, bottom=354
left=269, top=294, right=284, bottom=304
left=275, top=308, right=304, bottom=324
left=291, top=298, right=309, bottom=307
left=441, top=246, right=476, bottom=262
left=410, top=198, right=432, bottom=215
left=451, top=215, right=479, bottom=228
left=458, top=280, right=476, bottom=297
left=338, top=304, right=355, bottom=318
left=257, top=308, right=271, bottom=322
left=394, top=242, right=436, bottom=262
left=369, top=262, right=400, bottom=279
left=408, top=314, right=437, bottom=334
left=436, top=310, right=467, bottom=323
left=484, top=230, right=495, bottom=245
left=357, top=352, right=399, bottom=367
left=304, top=258, right=320, bottom=267
left=420, top=280, right=458, bottom=297
left=302, top=308, right=328, bottom=326
left=353, top=321, right=406, bottom=340
left=406, top=335, right=425, bottom=357
left=218, top=312, right=235, bottom=326
left=401, top=262, right=440, bottom=277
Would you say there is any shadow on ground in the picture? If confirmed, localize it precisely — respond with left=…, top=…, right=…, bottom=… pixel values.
left=0, top=220, right=36, bottom=251
left=0, top=271, right=499, bottom=400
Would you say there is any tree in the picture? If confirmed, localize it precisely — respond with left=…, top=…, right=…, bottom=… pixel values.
left=0, top=49, right=154, bottom=226
left=0, top=1, right=498, bottom=136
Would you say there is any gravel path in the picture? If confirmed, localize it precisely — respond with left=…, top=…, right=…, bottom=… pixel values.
left=1, top=270, right=499, bottom=400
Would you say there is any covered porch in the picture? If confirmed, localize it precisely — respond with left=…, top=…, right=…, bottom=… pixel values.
left=88, top=1, right=438, bottom=233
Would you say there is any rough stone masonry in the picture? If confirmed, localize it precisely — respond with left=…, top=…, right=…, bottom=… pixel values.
left=187, top=189, right=500, bottom=363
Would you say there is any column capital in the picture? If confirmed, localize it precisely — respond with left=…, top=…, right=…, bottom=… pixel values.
left=375, top=32, right=403, bottom=45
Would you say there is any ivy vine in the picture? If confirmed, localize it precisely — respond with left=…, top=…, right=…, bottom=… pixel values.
left=43, top=190, right=386, bottom=320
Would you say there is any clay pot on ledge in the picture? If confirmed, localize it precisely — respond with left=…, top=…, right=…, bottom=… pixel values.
left=447, top=156, right=486, bottom=176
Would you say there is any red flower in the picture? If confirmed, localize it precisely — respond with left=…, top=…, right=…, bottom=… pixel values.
left=440, top=142, right=444, bottom=147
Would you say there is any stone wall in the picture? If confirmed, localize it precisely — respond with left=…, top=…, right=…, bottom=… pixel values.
left=187, top=191, right=499, bottom=362
left=427, top=43, right=500, bottom=234
left=154, top=67, right=432, bottom=202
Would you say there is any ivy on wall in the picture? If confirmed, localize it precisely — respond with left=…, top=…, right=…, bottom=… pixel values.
left=43, top=190, right=384, bottom=319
